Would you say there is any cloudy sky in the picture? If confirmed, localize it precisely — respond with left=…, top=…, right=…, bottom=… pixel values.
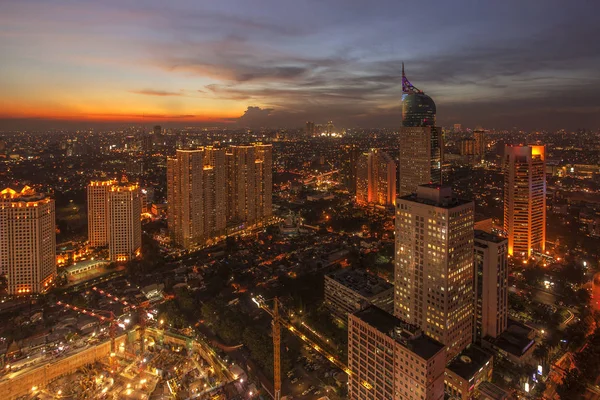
left=1, top=0, right=599, bottom=130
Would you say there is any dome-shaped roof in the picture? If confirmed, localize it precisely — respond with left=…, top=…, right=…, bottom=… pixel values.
left=402, top=92, right=436, bottom=127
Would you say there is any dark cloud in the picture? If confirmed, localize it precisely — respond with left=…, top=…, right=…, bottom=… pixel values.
left=129, top=89, right=183, bottom=97
left=237, top=106, right=274, bottom=127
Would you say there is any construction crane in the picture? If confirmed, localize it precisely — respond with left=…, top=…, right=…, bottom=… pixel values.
left=252, top=296, right=372, bottom=397
left=92, top=286, right=149, bottom=353
left=56, top=301, right=117, bottom=353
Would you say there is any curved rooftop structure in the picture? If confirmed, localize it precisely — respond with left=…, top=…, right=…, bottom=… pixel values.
left=401, top=63, right=436, bottom=127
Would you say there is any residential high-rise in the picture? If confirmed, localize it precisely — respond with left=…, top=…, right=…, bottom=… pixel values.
left=474, top=128, right=486, bottom=159
left=88, top=180, right=117, bottom=247
left=395, top=184, right=474, bottom=360
left=459, top=138, right=475, bottom=156
left=342, top=144, right=360, bottom=194
left=348, top=306, right=446, bottom=400
left=88, top=180, right=142, bottom=262
left=108, top=183, right=142, bottom=262
left=503, top=145, right=546, bottom=257
left=168, top=144, right=272, bottom=249
left=474, top=231, right=508, bottom=342
left=398, top=64, right=443, bottom=196
left=167, top=148, right=227, bottom=248
left=355, top=149, right=396, bottom=206
left=305, top=121, right=315, bottom=137
left=0, top=186, right=56, bottom=294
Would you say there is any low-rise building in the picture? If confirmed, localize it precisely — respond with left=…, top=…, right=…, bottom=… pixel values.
left=348, top=306, right=446, bottom=400
left=324, top=269, right=393, bottom=322
left=444, top=345, right=493, bottom=400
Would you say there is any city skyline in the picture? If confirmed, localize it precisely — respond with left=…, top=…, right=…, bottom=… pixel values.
left=2, top=1, right=600, bottom=130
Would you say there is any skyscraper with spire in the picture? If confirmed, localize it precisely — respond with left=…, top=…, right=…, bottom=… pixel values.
left=398, top=64, right=443, bottom=196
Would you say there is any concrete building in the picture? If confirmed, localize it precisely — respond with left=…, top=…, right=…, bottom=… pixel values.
left=503, top=145, right=546, bottom=257
left=0, top=186, right=56, bottom=294
left=444, top=345, right=493, bottom=400
left=348, top=306, right=446, bottom=400
left=395, top=184, right=474, bottom=361
left=324, top=269, right=393, bottom=322
left=108, top=183, right=142, bottom=262
left=474, top=129, right=486, bottom=160
left=355, top=149, right=396, bottom=207
left=87, top=181, right=142, bottom=262
left=168, top=144, right=272, bottom=249
left=459, top=138, right=475, bottom=156
left=87, top=180, right=117, bottom=247
left=474, top=231, right=508, bottom=342
left=398, top=65, right=443, bottom=196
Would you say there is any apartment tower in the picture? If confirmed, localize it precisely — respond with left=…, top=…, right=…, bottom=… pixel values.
left=355, top=149, right=397, bottom=207
left=395, top=184, right=474, bottom=360
left=503, top=145, right=546, bottom=257
left=0, top=186, right=56, bottom=294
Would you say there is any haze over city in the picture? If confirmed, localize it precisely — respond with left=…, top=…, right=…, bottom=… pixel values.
left=2, top=0, right=600, bottom=130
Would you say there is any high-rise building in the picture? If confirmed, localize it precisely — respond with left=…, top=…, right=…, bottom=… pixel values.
left=503, top=145, right=546, bottom=257
left=168, top=148, right=227, bottom=248
left=168, top=144, right=272, bottom=249
left=459, top=138, right=475, bottom=156
left=398, top=64, right=443, bottom=196
left=474, top=128, right=486, bottom=159
left=474, top=231, right=508, bottom=342
left=305, top=121, right=315, bottom=137
left=453, top=123, right=462, bottom=132
left=355, top=149, right=396, bottom=206
left=348, top=306, right=446, bottom=400
left=108, top=183, right=142, bottom=262
left=88, top=180, right=142, bottom=262
left=0, top=186, right=56, bottom=295
left=153, top=125, right=161, bottom=136
left=395, top=184, right=474, bottom=360
left=342, top=144, right=360, bottom=194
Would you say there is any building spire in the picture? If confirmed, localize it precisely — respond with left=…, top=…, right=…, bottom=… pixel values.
left=402, top=61, right=405, bottom=78
left=401, top=63, right=422, bottom=95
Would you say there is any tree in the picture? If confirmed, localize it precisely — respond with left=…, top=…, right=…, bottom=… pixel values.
left=556, top=369, right=586, bottom=399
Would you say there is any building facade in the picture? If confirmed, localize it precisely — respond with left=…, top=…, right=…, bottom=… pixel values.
left=0, top=186, right=56, bottom=294
left=87, top=181, right=142, bottom=262
left=474, top=230, right=508, bottom=342
left=355, top=149, right=397, bottom=207
left=168, top=144, right=272, bottom=249
left=324, top=269, right=393, bottom=322
left=503, top=145, right=546, bottom=257
left=348, top=306, right=446, bottom=400
left=395, top=184, right=474, bottom=361
left=474, top=129, right=486, bottom=160
left=398, top=65, right=443, bottom=196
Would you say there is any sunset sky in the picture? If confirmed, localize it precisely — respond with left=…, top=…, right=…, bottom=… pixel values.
left=1, top=0, right=600, bottom=130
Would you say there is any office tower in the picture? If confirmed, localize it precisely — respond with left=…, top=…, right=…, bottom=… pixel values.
left=168, top=148, right=227, bottom=248
left=474, top=231, right=508, bottom=342
left=153, top=125, right=161, bottom=136
left=88, top=180, right=117, bottom=247
left=395, top=184, right=474, bottom=360
left=503, top=145, right=546, bottom=257
left=398, top=64, right=443, bottom=196
left=305, top=121, right=315, bottom=137
left=355, top=149, right=396, bottom=206
left=88, top=180, right=142, bottom=262
left=342, top=145, right=360, bottom=194
left=168, top=144, right=271, bottom=249
left=0, top=186, right=56, bottom=295
left=348, top=306, right=446, bottom=400
left=324, top=269, right=394, bottom=322
left=0, top=138, right=6, bottom=153
left=326, top=121, right=335, bottom=135
left=108, top=183, right=142, bottom=262
left=474, top=128, right=486, bottom=159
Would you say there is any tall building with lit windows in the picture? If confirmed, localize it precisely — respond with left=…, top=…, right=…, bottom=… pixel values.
left=398, top=64, right=443, bottom=196
left=168, top=144, right=272, bottom=249
left=108, top=183, right=142, bottom=262
left=0, top=186, right=56, bottom=295
left=355, top=149, right=396, bottom=207
left=88, top=180, right=117, bottom=247
left=395, top=184, right=474, bottom=361
left=87, top=180, right=141, bottom=262
left=503, top=145, right=546, bottom=257
left=348, top=306, right=446, bottom=400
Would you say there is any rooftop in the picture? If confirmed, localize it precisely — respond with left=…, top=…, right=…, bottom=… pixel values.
left=474, top=230, right=507, bottom=244
left=487, top=319, right=535, bottom=358
left=327, top=269, right=392, bottom=298
left=446, top=345, right=492, bottom=381
left=398, top=185, right=472, bottom=209
left=353, top=305, right=444, bottom=360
